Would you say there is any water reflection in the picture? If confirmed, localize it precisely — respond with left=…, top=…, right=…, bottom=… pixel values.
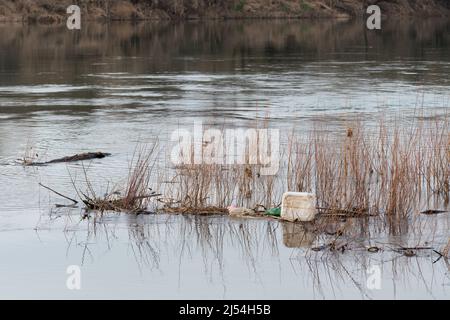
left=36, top=211, right=449, bottom=299
left=282, top=222, right=315, bottom=248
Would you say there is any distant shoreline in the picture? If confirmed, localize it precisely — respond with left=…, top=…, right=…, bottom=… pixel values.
left=0, top=0, right=449, bottom=24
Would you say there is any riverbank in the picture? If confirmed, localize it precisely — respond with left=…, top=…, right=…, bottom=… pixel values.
left=0, top=0, right=449, bottom=23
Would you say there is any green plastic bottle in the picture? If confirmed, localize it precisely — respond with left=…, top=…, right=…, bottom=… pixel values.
left=265, top=207, right=281, bottom=217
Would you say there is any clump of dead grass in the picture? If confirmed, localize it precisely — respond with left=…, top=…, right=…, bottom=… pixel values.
left=74, top=144, right=160, bottom=214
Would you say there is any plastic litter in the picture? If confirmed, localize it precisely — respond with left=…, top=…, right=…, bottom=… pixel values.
left=281, top=192, right=317, bottom=222
left=227, top=206, right=254, bottom=217
left=265, top=207, right=281, bottom=217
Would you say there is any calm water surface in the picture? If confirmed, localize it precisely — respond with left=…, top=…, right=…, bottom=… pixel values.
left=0, top=19, right=449, bottom=299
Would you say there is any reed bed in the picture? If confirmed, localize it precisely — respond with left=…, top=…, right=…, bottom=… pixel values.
left=160, top=162, right=268, bottom=214
left=67, top=115, right=448, bottom=226
left=162, top=116, right=449, bottom=221
left=305, top=116, right=448, bottom=218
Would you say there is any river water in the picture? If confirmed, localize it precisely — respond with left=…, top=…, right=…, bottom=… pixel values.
left=0, top=19, right=449, bottom=299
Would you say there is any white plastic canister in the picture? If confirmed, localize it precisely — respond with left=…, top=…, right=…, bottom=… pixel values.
left=281, top=192, right=317, bottom=222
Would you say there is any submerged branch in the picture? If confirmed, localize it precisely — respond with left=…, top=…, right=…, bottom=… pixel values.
left=39, top=183, right=78, bottom=204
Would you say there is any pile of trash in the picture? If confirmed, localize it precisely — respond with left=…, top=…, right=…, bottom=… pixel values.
left=227, top=192, right=317, bottom=222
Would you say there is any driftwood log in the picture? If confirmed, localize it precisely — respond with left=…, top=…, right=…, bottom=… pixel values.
left=26, top=152, right=111, bottom=166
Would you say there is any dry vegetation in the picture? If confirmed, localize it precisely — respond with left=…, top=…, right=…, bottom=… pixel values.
left=36, top=115, right=449, bottom=259
left=45, top=115, right=448, bottom=229
left=444, top=238, right=450, bottom=257
left=161, top=116, right=449, bottom=222
left=72, top=144, right=160, bottom=214
left=1, top=0, right=449, bottom=22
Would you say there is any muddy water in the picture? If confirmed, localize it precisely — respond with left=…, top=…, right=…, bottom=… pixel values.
left=0, top=19, right=449, bottom=299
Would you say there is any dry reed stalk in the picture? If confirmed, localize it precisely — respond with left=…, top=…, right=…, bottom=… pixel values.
left=443, top=238, right=450, bottom=257
left=287, top=131, right=313, bottom=193
left=19, top=140, right=39, bottom=165
left=384, top=128, right=416, bottom=217
left=164, top=135, right=230, bottom=211
left=311, top=123, right=372, bottom=216
left=422, top=117, right=449, bottom=203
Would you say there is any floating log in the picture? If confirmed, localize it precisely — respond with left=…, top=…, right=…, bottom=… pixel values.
left=26, top=152, right=111, bottom=166
left=420, top=209, right=448, bottom=215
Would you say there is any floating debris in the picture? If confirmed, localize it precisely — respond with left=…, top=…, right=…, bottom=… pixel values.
left=72, top=145, right=159, bottom=214
left=403, top=249, right=416, bottom=257
left=367, top=246, right=380, bottom=253
left=165, top=206, right=228, bottom=215
left=420, top=209, right=447, bottom=215
left=281, top=192, right=317, bottom=222
left=24, top=152, right=111, bottom=166
left=311, top=245, right=327, bottom=252
left=330, top=240, right=348, bottom=252
left=265, top=207, right=281, bottom=217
